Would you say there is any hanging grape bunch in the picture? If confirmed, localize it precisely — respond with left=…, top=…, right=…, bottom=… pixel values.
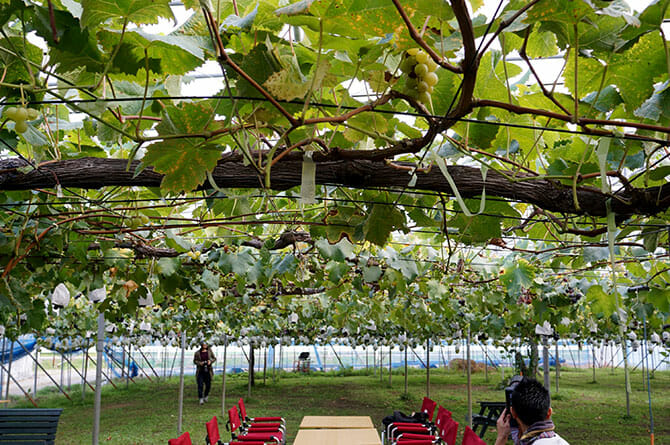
left=399, top=48, right=439, bottom=105
left=3, top=106, right=39, bottom=133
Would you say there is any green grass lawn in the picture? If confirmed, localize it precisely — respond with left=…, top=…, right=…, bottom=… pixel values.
left=8, top=366, right=669, bottom=444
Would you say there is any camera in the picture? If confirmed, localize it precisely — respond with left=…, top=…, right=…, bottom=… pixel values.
left=505, top=375, right=524, bottom=427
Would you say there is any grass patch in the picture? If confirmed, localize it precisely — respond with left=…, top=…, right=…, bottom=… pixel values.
left=7, top=367, right=668, bottom=444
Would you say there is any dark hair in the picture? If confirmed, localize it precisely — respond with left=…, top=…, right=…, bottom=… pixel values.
left=510, top=377, right=551, bottom=426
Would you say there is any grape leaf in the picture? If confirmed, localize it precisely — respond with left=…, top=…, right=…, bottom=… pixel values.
left=363, top=204, right=407, bottom=246
left=81, top=0, right=174, bottom=29
left=143, top=140, right=222, bottom=193
left=586, top=284, right=616, bottom=316
left=500, top=258, right=535, bottom=295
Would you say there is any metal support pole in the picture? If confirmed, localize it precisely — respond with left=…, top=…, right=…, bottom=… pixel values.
left=0, top=361, right=38, bottom=407
left=105, top=350, right=137, bottom=384
left=642, top=322, right=655, bottom=444
left=388, top=346, right=392, bottom=386
left=247, top=345, right=252, bottom=398
left=82, top=339, right=90, bottom=401
left=592, top=343, right=597, bottom=383
left=221, top=335, right=228, bottom=419
left=137, top=348, right=160, bottom=379
left=126, top=344, right=131, bottom=388
left=555, top=340, right=560, bottom=393
left=120, top=347, right=125, bottom=384
left=177, top=332, right=185, bottom=435
left=59, top=352, right=64, bottom=390
left=330, top=344, right=345, bottom=369
left=263, top=346, right=267, bottom=385
left=5, top=342, right=13, bottom=400
left=60, top=351, right=95, bottom=391
left=426, top=339, right=430, bottom=399
left=16, top=341, right=72, bottom=401
left=410, top=348, right=427, bottom=369
left=86, top=356, right=117, bottom=389
left=466, top=328, right=472, bottom=429
left=379, top=347, right=383, bottom=382
left=272, top=344, right=276, bottom=381
left=483, top=343, right=488, bottom=382
left=543, top=339, right=550, bottom=394
left=404, top=346, right=408, bottom=396
left=93, top=312, right=105, bottom=445
left=0, top=337, right=5, bottom=397
left=121, top=345, right=152, bottom=382
left=34, top=346, right=39, bottom=396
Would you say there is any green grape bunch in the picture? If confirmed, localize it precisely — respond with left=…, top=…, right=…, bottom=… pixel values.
left=3, top=106, right=39, bottom=134
left=399, top=48, right=439, bottom=105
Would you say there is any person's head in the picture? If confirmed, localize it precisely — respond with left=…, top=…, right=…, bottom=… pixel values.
left=200, top=342, right=208, bottom=350
left=510, top=377, right=552, bottom=427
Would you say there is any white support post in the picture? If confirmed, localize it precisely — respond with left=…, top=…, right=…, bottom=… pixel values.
left=221, top=335, right=228, bottom=419
left=177, top=332, right=186, bottom=435
left=92, top=312, right=104, bottom=445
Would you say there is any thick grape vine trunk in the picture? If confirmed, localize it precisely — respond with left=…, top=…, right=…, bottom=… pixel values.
left=1, top=157, right=668, bottom=218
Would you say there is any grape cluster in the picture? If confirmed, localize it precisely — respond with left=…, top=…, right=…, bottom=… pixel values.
left=399, top=48, right=439, bottom=105
left=3, top=106, right=38, bottom=134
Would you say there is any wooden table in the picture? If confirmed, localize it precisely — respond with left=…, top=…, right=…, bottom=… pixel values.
left=299, top=416, right=375, bottom=429
left=293, top=428, right=381, bottom=445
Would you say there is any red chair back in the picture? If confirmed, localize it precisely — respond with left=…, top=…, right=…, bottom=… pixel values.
left=238, top=397, right=248, bottom=419
left=168, top=431, right=192, bottom=445
left=206, top=416, right=220, bottom=444
left=228, top=406, right=242, bottom=433
left=434, top=406, right=452, bottom=428
left=461, top=426, right=485, bottom=445
left=440, top=417, right=459, bottom=445
left=420, top=397, right=437, bottom=421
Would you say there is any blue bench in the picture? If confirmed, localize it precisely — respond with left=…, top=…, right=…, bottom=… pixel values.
left=0, top=408, right=63, bottom=444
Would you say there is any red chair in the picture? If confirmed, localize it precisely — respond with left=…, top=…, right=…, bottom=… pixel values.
left=439, top=416, right=459, bottom=445
left=228, top=407, right=283, bottom=444
left=208, top=416, right=272, bottom=445
left=385, top=397, right=438, bottom=443
left=168, top=431, right=192, bottom=445
left=206, top=417, right=224, bottom=445
left=394, top=405, right=451, bottom=444
left=461, top=426, right=486, bottom=445
left=238, top=398, right=285, bottom=429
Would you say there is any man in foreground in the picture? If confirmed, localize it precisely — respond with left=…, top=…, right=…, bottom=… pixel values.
left=495, top=377, right=569, bottom=445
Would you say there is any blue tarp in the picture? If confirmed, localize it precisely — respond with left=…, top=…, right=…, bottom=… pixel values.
left=0, top=335, right=37, bottom=364
left=103, top=346, right=138, bottom=378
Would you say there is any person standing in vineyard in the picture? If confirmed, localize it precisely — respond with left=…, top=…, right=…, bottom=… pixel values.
left=193, top=342, right=216, bottom=405
left=495, top=378, right=569, bottom=445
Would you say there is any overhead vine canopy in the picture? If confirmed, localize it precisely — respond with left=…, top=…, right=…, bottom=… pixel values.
left=0, top=0, right=669, bottom=340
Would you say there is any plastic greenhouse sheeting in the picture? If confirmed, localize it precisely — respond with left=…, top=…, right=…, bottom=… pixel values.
left=103, top=346, right=138, bottom=378
left=0, top=335, right=91, bottom=364
left=0, top=335, right=37, bottom=364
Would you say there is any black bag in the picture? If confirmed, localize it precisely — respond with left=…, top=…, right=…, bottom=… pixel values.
left=382, top=410, right=428, bottom=427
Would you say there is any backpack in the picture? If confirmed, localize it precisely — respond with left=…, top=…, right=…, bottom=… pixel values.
left=382, top=410, right=429, bottom=427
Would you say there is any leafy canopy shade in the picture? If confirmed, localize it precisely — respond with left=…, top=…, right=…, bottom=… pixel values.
left=0, top=0, right=668, bottom=342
